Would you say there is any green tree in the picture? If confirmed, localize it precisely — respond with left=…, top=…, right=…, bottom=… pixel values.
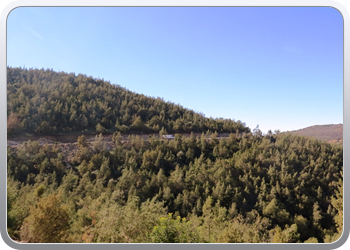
left=96, top=123, right=106, bottom=133
left=20, top=193, right=70, bottom=243
left=271, top=224, right=300, bottom=243
left=130, top=116, right=146, bottom=132
left=7, top=113, right=22, bottom=134
left=151, top=213, right=201, bottom=243
left=304, top=237, right=318, bottom=243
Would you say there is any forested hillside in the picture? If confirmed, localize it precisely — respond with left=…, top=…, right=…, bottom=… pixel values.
left=7, top=132, right=343, bottom=243
left=6, top=67, right=343, bottom=243
left=7, top=67, right=249, bottom=136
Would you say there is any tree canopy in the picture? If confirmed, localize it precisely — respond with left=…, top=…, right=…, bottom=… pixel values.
left=6, top=67, right=343, bottom=243
left=7, top=132, right=343, bottom=243
left=7, top=67, right=249, bottom=136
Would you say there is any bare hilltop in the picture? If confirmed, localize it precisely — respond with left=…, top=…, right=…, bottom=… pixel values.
left=286, top=124, right=343, bottom=143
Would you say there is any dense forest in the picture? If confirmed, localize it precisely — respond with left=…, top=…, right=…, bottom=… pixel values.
left=7, top=67, right=249, bottom=136
left=7, top=67, right=343, bottom=243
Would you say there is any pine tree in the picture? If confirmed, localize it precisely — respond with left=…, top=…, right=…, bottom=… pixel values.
left=20, top=193, right=70, bottom=243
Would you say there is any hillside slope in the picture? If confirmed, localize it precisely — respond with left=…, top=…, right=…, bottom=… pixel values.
left=286, top=124, right=343, bottom=142
left=6, top=68, right=344, bottom=244
left=7, top=67, right=250, bottom=136
left=7, top=130, right=343, bottom=243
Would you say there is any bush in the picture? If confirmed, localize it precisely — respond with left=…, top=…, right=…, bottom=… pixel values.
left=151, top=213, right=201, bottom=243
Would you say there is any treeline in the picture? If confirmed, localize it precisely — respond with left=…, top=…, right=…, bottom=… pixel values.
left=7, top=131, right=343, bottom=243
left=7, top=67, right=249, bottom=135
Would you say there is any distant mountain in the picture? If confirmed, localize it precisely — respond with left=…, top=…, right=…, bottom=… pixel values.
left=286, top=124, right=343, bottom=143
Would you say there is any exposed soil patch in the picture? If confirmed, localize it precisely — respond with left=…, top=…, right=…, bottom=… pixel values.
left=7, top=132, right=232, bottom=163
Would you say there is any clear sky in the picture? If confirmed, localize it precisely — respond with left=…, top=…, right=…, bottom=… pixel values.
left=7, top=7, right=343, bottom=133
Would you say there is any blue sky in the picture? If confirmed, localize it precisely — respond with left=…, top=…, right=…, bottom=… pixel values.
left=7, top=7, right=343, bottom=133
